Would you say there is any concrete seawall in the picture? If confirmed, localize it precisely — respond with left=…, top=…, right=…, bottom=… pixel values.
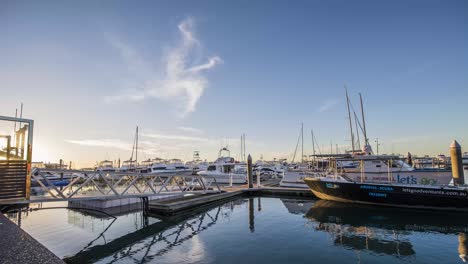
left=0, top=214, right=64, bottom=264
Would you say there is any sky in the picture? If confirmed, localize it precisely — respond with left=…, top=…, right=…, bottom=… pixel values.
left=1, top=0, right=467, bottom=168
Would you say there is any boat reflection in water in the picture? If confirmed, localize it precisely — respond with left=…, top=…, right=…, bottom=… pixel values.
left=306, top=200, right=468, bottom=261
left=63, top=198, right=247, bottom=263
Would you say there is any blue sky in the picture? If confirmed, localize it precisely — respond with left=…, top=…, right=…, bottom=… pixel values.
left=1, top=0, right=467, bottom=167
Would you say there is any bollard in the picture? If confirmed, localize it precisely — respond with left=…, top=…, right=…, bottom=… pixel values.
left=247, top=154, right=253, bottom=188
left=450, top=140, right=465, bottom=185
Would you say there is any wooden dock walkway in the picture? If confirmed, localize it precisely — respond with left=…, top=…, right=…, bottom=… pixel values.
left=148, top=185, right=313, bottom=216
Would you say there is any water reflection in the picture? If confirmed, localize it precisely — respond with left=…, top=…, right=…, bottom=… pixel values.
left=6, top=197, right=468, bottom=263
left=64, top=198, right=246, bottom=263
left=249, top=198, right=255, bottom=233
left=306, top=199, right=468, bottom=261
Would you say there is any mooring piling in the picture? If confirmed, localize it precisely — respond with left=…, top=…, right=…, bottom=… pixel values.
left=247, top=154, right=253, bottom=188
left=450, top=140, right=465, bottom=185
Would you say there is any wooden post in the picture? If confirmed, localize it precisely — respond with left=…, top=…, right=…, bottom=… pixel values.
left=247, top=154, right=253, bottom=188
left=59, top=159, right=64, bottom=179
left=450, top=140, right=465, bottom=185
left=6, top=136, right=10, bottom=160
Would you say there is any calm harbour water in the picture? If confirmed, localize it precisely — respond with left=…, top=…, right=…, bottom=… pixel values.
left=6, top=197, right=468, bottom=264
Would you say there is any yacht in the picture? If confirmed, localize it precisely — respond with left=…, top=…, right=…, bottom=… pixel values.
left=147, top=158, right=192, bottom=176
left=283, top=91, right=452, bottom=188
left=254, top=160, right=286, bottom=177
left=197, top=147, right=247, bottom=184
left=118, top=159, right=136, bottom=172
left=280, top=146, right=453, bottom=188
left=135, top=159, right=153, bottom=173
left=95, top=160, right=116, bottom=172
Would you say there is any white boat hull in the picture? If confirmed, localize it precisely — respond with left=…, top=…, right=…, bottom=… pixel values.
left=280, top=169, right=453, bottom=188
left=147, top=169, right=193, bottom=177
left=198, top=172, right=247, bottom=184
left=279, top=170, right=311, bottom=188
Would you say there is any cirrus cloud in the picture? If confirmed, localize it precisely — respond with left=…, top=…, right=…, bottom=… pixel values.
left=104, top=18, right=222, bottom=117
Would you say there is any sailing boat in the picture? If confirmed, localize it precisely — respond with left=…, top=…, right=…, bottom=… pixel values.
left=280, top=123, right=318, bottom=188
left=338, top=90, right=451, bottom=185
left=117, top=126, right=139, bottom=173
left=304, top=92, right=462, bottom=211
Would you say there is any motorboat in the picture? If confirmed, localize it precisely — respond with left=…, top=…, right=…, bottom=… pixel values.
left=95, top=160, right=116, bottom=172
left=118, top=159, right=137, bottom=172
left=197, top=147, right=247, bottom=184
left=147, top=158, right=192, bottom=176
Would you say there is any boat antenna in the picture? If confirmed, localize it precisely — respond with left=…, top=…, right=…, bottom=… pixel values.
left=345, top=86, right=356, bottom=152
left=359, top=93, right=369, bottom=145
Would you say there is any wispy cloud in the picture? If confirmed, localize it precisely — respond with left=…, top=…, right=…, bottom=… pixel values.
left=141, top=133, right=209, bottom=142
left=66, top=138, right=169, bottom=156
left=177, top=126, right=204, bottom=134
left=104, top=18, right=222, bottom=116
left=318, top=99, right=340, bottom=113
left=65, top=139, right=133, bottom=151
left=66, top=131, right=264, bottom=161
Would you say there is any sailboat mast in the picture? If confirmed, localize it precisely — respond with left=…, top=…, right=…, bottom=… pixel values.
left=243, top=134, right=246, bottom=161
left=135, top=126, right=139, bottom=165
left=359, top=93, right=368, bottom=145
left=240, top=135, right=243, bottom=162
left=345, top=87, right=356, bottom=152
left=311, top=130, right=316, bottom=161
left=354, top=112, right=361, bottom=149
left=301, top=123, right=304, bottom=163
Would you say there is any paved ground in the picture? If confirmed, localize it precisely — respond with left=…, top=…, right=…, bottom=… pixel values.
left=0, top=213, right=64, bottom=264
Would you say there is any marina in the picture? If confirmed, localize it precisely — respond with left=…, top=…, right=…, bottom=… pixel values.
left=1, top=96, right=468, bottom=264
left=1, top=92, right=468, bottom=264
left=1, top=1, right=468, bottom=263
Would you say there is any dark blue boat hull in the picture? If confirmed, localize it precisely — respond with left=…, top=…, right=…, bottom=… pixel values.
left=304, top=178, right=468, bottom=211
